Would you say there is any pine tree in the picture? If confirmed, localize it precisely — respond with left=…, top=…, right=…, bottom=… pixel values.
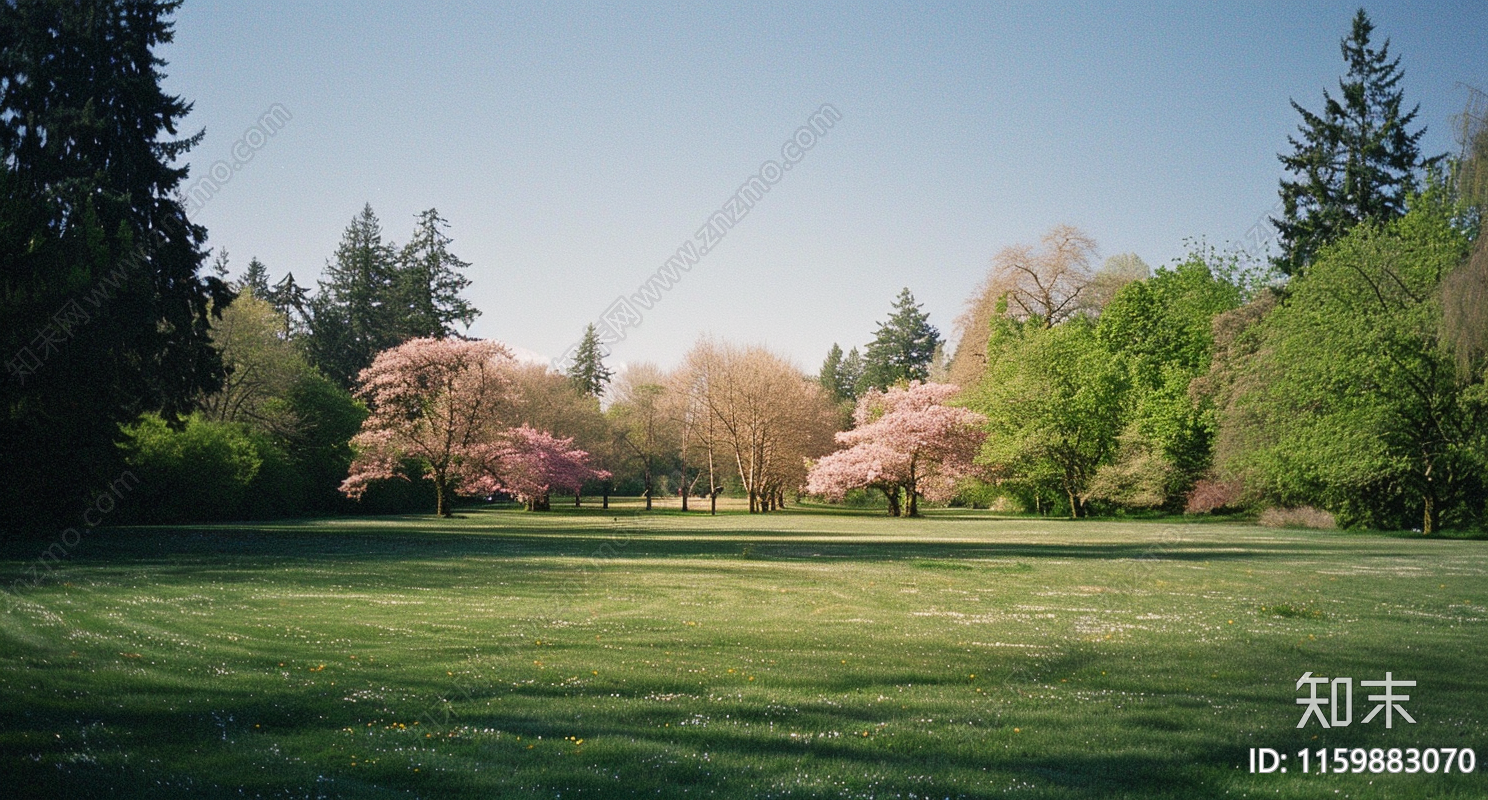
left=266, top=271, right=308, bottom=338
left=818, top=343, right=845, bottom=400
left=396, top=208, right=479, bottom=338
left=840, top=347, right=865, bottom=399
left=861, top=288, right=941, bottom=391
left=566, top=324, right=613, bottom=397
left=241, top=257, right=271, bottom=297
left=0, top=0, right=234, bottom=531
left=1273, top=9, right=1440, bottom=277
left=307, top=204, right=404, bottom=387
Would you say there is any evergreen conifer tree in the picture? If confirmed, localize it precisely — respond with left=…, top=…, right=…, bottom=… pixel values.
left=1273, top=9, right=1440, bottom=276
left=861, top=288, right=940, bottom=391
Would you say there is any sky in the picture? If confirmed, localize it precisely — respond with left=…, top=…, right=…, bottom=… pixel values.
left=161, top=1, right=1488, bottom=372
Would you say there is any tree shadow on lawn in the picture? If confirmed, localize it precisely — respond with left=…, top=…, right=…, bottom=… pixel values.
left=0, top=522, right=1432, bottom=577
left=0, top=660, right=1235, bottom=799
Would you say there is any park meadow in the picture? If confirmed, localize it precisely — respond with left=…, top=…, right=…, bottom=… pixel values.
left=2, top=503, right=1485, bottom=798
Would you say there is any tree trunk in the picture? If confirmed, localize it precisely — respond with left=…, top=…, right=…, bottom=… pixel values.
left=884, top=487, right=901, bottom=517
left=644, top=465, right=653, bottom=511
left=574, top=490, right=581, bottom=507
left=680, top=472, right=689, bottom=512
left=602, top=483, right=609, bottom=510
left=710, top=487, right=718, bottom=516
left=907, top=489, right=919, bottom=517
left=434, top=470, right=450, bottom=518
left=1423, top=493, right=1436, bottom=536
left=1066, top=485, right=1080, bottom=519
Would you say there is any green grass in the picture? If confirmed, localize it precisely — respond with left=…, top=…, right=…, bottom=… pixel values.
left=1, top=503, right=1485, bottom=798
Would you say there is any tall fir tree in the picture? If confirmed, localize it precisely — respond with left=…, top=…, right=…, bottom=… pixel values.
left=240, top=257, right=271, bottom=297
left=0, top=0, right=233, bottom=532
left=818, top=343, right=845, bottom=401
left=566, top=324, right=613, bottom=397
left=1273, top=9, right=1439, bottom=277
left=396, top=208, right=479, bottom=338
left=266, top=271, right=308, bottom=338
left=861, top=288, right=941, bottom=391
left=306, top=204, right=404, bottom=388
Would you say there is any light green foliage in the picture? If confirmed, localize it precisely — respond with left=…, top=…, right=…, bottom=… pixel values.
left=1092, top=251, right=1244, bottom=506
left=120, top=414, right=263, bottom=522
left=1219, top=200, right=1485, bottom=532
left=967, top=315, right=1126, bottom=517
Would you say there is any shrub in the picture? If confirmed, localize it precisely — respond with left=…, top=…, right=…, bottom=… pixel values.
left=1258, top=506, right=1337, bottom=529
left=1185, top=478, right=1244, bottom=514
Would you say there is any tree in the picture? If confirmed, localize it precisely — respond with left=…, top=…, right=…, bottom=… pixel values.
left=1089, top=248, right=1245, bottom=508
left=200, top=290, right=311, bottom=435
left=861, top=288, right=941, bottom=391
left=307, top=204, right=404, bottom=388
left=266, top=271, right=309, bottom=337
left=607, top=364, right=677, bottom=510
left=493, top=426, right=609, bottom=511
left=1273, top=9, right=1440, bottom=277
left=0, top=0, right=234, bottom=531
left=341, top=337, right=517, bottom=517
left=948, top=226, right=1099, bottom=389
left=966, top=316, right=1127, bottom=518
left=240, top=257, right=271, bottom=297
left=566, top=323, right=613, bottom=398
left=807, top=382, right=986, bottom=516
left=508, top=361, right=611, bottom=505
left=679, top=339, right=839, bottom=513
left=1217, top=198, right=1485, bottom=534
left=396, top=208, right=479, bottom=338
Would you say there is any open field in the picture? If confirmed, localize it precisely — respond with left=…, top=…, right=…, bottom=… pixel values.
left=1, top=505, right=1485, bottom=798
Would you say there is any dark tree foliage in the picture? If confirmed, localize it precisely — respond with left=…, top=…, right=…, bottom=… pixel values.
left=565, top=324, right=613, bottom=398
left=305, top=204, right=404, bottom=388
left=240, top=257, right=271, bottom=298
left=0, top=0, right=233, bottom=532
left=265, top=271, right=309, bottom=337
left=396, top=208, right=478, bottom=339
left=860, top=288, right=940, bottom=392
left=1273, top=9, right=1440, bottom=277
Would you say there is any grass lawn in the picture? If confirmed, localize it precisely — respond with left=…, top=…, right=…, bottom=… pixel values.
left=1, top=503, right=1484, bottom=798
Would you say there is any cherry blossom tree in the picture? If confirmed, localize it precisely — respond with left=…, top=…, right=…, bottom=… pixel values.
left=494, top=426, right=610, bottom=511
left=806, top=381, right=987, bottom=516
left=340, top=337, right=516, bottom=516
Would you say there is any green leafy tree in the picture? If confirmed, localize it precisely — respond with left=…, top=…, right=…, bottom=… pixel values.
left=396, top=208, right=479, bottom=338
left=307, top=204, right=404, bottom=388
left=1090, top=250, right=1244, bottom=508
left=861, top=288, right=940, bottom=391
left=1219, top=198, right=1485, bottom=533
left=0, top=0, right=234, bottom=531
left=1274, top=9, right=1440, bottom=277
left=966, top=315, right=1127, bottom=517
left=566, top=323, right=613, bottom=398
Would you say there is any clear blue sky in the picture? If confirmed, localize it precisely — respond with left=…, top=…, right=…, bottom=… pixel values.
left=161, top=2, right=1487, bottom=371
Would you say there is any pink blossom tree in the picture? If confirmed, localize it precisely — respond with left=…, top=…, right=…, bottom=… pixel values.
left=340, top=337, right=516, bottom=516
left=806, top=381, right=987, bottom=516
left=494, top=426, right=610, bottom=511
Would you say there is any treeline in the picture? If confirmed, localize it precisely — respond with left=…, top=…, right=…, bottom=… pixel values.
left=4, top=5, right=1484, bottom=534
left=925, top=12, right=1488, bottom=532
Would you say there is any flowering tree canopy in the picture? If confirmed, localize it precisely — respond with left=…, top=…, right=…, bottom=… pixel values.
left=806, top=381, right=986, bottom=516
left=340, top=337, right=516, bottom=516
left=494, top=425, right=610, bottom=510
